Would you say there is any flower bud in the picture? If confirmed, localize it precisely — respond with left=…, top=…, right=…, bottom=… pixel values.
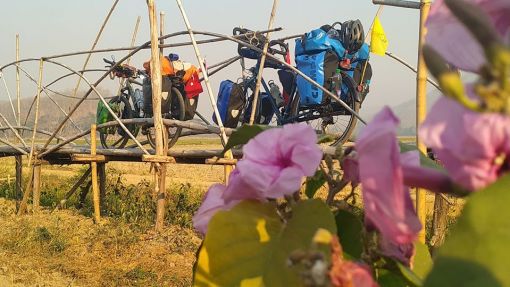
left=423, top=45, right=482, bottom=111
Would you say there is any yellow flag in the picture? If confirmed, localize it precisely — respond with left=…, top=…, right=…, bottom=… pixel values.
left=370, top=17, right=388, bottom=56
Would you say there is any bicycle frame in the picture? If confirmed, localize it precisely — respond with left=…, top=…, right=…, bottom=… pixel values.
left=242, top=58, right=358, bottom=126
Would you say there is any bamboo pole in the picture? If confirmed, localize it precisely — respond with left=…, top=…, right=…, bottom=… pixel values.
left=17, top=59, right=44, bottom=215
left=385, top=51, right=441, bottom=90
left=42, top=59, right=150, bottom=154
left=0, top=126, right=71, bottom=143
left=249, top=0, right=280, bottom=125
left=175, top=0, right=229, bottom=144
left=16, top=65, right=85, bottom=136
left=91, top=124, right=101, bottom=223
left=55, top=167, right=92, bottom=211
left=160, top=11, right=165, bottom=53
left=0, top=72, right=18, bottom=121
left=0, top=113, right=28, bottom=148
left=32, top=162, right=41, bottom=213
left=117, top=16, right=141, bottom=95
left=15, top=34, right=21, bottom=126
left=71, top=0, right=119, bottom=99
left=15, top=155, right=22, bottom=200
left=147, top=0, right=167, bottom=232
left=360, top=6, right=384, bottom=86
left=0, top=28, right=281, bottom=68
left=416, top=0, right=431, bottom=244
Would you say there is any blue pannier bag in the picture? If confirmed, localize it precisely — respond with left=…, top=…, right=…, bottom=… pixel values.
left=295, top=28, right=346, bottom=59
left=213, top=80, right=245, bottom=128
left=296, top=50, right=339, bottom=106
left=243, top=92, right=275, bottom=125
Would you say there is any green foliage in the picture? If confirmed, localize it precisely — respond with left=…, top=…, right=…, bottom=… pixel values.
left=334, top=209, right=363, bottom=259
left=424, top=174, right=510, bottom=287
left=223, top=124, right=270, bottom=153
left=377, top=268, right=409, bottom=287
left=413, top=242, right=433, bottom=279
left=194, top=199, right=336, bottom=286
left=398, top=142, right=445, bottom=172
left=305, top=170, right=326, bottom=199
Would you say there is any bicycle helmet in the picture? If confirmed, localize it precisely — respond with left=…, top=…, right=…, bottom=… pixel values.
left=340, top=20, right=365, bottom=53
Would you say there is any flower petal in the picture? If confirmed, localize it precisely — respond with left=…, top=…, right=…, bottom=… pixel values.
left=357, top=107, right=422, bottom=245
left=426, top=0, right=510, bottom=72
left=419, top=96, right=510, bottom=190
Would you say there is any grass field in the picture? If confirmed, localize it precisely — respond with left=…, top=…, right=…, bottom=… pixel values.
left=0, top=138, right=226, bottom=286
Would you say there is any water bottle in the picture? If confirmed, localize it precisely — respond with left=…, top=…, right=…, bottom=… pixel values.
left=268, top=80, right=284, bottom=107
left=331, top=69, right=342, bottom=97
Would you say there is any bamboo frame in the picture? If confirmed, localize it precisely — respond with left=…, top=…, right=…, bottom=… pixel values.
left=16, top=65, right=85, bottom=137
left=249, top=0, right=279, bottom=125
left=91, top=124, right=101, bottom=222
left=147, top=0, right=167, bottom=232
left=175, top=0, right=229, bottom=144
left=415, top=0, right=431, bottom=244
left=32, top=162, right=41, bottom=213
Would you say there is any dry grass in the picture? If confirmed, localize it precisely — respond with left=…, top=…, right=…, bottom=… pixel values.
left=0, top=198, right=200, bottom=286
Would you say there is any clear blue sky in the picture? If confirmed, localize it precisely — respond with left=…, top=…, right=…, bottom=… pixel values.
left=0, top=0, right=435, bottom=122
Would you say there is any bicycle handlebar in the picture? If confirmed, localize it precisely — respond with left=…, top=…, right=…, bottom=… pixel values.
left=233, top=27, right=288, bottom=56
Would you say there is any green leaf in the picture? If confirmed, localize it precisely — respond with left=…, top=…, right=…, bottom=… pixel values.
left=398, top=142, right=445, bottom=172
left=305, top=170, right=326, bottom=199
left=223, top=124, right=270, bottom=153
left=377, top=268, right=409, bottom=287
left=413, top=242, right=432, bottom=279
left=194, top=199, right=337, bottom=287
left=334, top=209, right=363, bottom=259
left=397, top=262, right=423, bottom=287
left=317, top=134, right=335, bottom=144
left=424, top=174, right=510, bottom=287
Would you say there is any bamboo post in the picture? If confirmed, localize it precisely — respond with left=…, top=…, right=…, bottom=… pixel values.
left=147, top=0, right=167, bottom=232
left=32, top=162, right=41, bottom=213
left=15, top=157, right=22, bottom=200
left=71, top=0, right=119, bottom=98
left=175, top=0, right=234, bottom=182
left=15, top=33, right=22, bottom=204
left=117, top=16, right=141, bottom=95
left=55, top=167, right=92, bottom=210
left=17, top=58, right=44, bottom=215
left=249, top=0, right=279, bottom=125
left=16, top=34, right=21, bottom=126
left=175, top=0, right=229, bottom=144
left=160, top=11, right=165, bottom=53
left=98, top=163, right=106, bottom=208
left=91, top=124, right=100, bottom=223
left=415, top=0, right=431, bottom=243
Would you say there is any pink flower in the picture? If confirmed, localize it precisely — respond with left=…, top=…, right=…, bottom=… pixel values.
left=223, top=123, right=323, bottom=200
left=420, top=96, right=510, bottom=191
left=330, top=236, right=379, bottom=287
left=356, top=107, right=422, bottom=246
left=426, top=0, right=510, bottom=72
left=192, top=184, right=242, bottom=235
left=193, top=123, right=322, bottom=234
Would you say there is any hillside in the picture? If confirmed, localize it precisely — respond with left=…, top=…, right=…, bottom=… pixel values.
left=0, top=89, right=109, bottom=137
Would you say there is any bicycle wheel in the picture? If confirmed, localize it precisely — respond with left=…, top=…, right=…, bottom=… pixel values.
left=147, top=87, right=185, bottom=149
left=291, top=74, right=360, bottom=146
left=99, top=96, right=138, bottom=149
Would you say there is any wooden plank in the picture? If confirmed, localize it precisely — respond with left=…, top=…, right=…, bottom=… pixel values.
left=71, top=154, right=107, bottom=162
left=205, top=157, right=238, bottom=165
left=142, top=154, right=176, bottom=164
